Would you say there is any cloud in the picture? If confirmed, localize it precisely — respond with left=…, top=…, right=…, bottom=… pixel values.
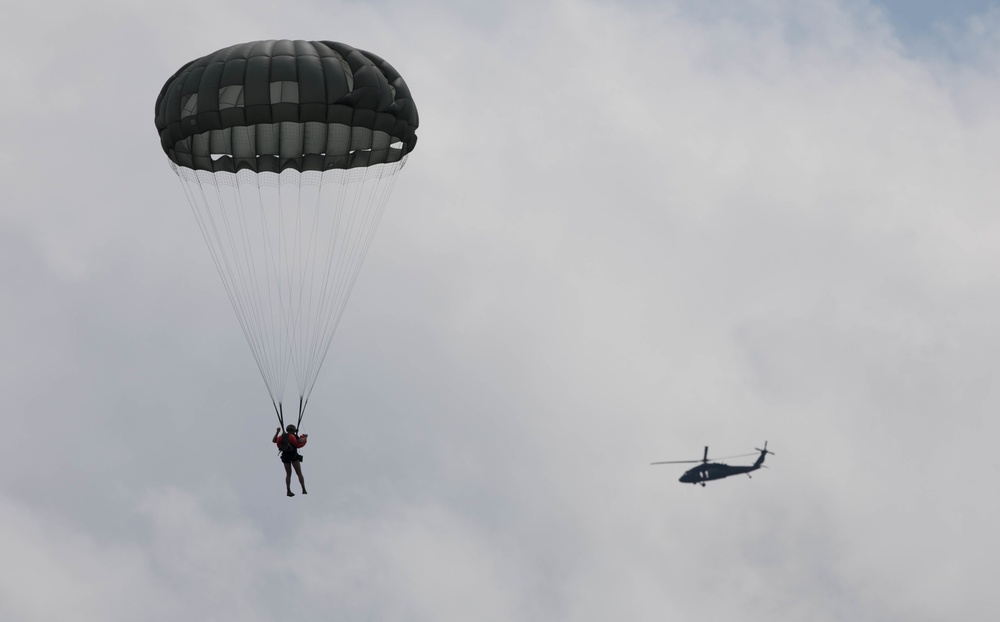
left=3, top=0, right=1000, bottom=619
left=0, top=493, right=177, bottom=622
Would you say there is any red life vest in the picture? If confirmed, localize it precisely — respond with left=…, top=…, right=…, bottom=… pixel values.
left=275, top=433, right=307, bottom=451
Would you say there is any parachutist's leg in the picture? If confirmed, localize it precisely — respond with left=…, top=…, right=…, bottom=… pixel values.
left=293, top=461, right=307, bottom=494
left=284, top=462, right=294, bottom=496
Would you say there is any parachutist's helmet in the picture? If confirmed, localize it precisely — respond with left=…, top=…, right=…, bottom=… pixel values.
left=286, top=425, right=297, bottom=433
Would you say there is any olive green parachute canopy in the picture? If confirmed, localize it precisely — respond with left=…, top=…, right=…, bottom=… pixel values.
left=154, top=40, right=419, bottom=427
left=154, top=40, right=419, bottom=173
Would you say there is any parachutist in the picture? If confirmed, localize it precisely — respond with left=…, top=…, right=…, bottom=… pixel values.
left=273, top=425, right=308, bottom=497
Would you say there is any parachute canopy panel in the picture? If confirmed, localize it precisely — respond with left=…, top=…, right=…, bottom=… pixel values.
left=154, top=40, right=419, bottom=173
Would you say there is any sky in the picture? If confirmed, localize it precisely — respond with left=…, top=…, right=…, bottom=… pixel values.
left=2, top=0, right=1000, bottom=619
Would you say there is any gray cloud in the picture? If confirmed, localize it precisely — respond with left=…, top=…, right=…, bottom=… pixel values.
left=3, top=0, right=1000, bottom=619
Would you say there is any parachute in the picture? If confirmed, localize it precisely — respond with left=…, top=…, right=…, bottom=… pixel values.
left=154, top=40, right=419, bottom=428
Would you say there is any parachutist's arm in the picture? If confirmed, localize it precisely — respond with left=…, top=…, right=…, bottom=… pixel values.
left=272, top=428, right=281, bottom=442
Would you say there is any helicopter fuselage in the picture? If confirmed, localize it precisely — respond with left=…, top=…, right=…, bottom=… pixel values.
left=679, top=448, right=769, bottom=486
left=680, top=462, right=759, bottom=485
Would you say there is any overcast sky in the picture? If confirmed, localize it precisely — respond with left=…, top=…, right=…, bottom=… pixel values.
left=3, top=0, right=1000, bottom=620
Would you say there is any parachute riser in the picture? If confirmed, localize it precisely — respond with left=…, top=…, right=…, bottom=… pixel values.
left=274, top=401, right=284, bottom=429
left=273, top=397, right=307, bottom=433
left=296, top=395, right=307, bottom=432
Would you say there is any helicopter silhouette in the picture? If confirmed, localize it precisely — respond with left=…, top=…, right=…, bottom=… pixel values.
left=651, top=442, right=774, bottom=486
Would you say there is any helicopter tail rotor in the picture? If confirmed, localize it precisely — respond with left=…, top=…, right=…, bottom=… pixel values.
left=752, top=441, right=773, bottom=468
left=755, top=441, right=774, bottom=456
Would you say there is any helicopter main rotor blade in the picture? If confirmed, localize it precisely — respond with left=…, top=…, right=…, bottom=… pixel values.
left=650, top=459, right=704, bottom=465
left=650, top=452, right=758, bottom=465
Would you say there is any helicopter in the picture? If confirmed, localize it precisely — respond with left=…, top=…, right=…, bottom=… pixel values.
left=651, top=442, right=774, bottom=486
